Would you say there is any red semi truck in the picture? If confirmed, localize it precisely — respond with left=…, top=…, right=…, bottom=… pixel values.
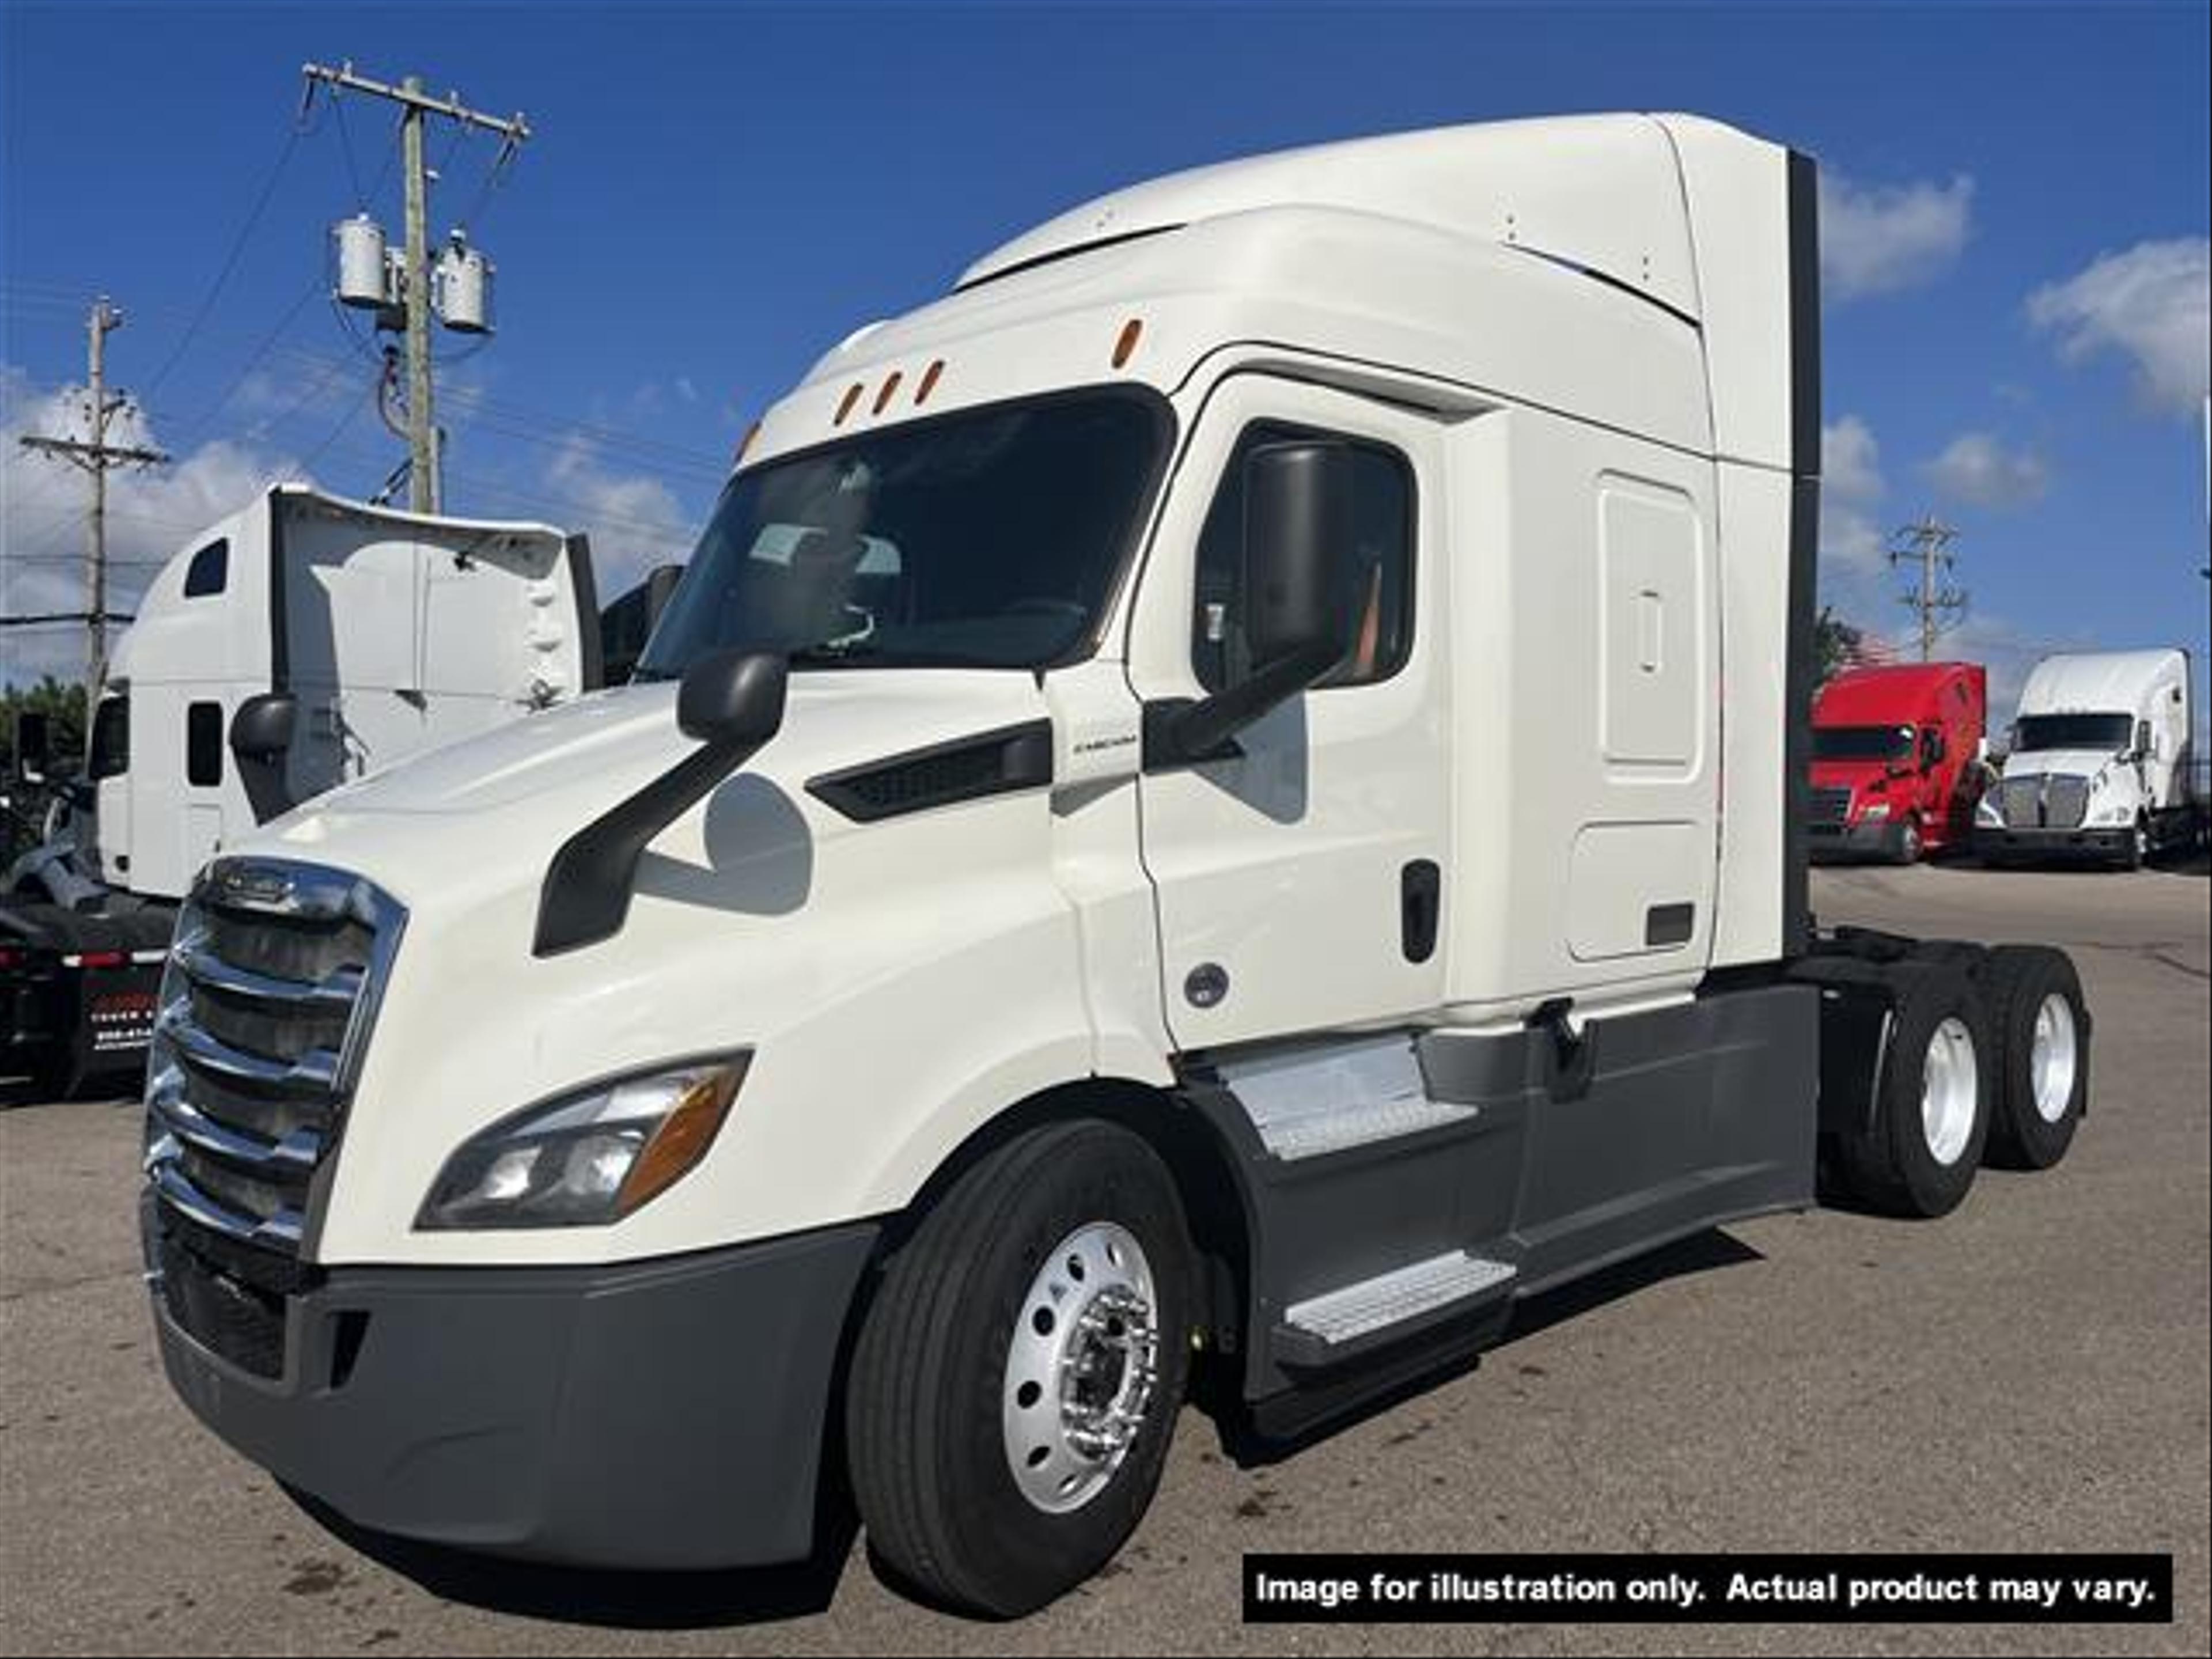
left=1809, top=662, right=1987, bottom=863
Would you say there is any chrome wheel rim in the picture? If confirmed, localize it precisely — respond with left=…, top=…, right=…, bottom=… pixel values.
left=1002, top=1221, right=1159, bottom=1514
left=2029, top=993, right=2079, bottom=1124
left=1921, top=1015, right=1979, bottom=1166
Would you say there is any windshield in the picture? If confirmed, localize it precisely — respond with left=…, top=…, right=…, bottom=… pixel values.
left=1812, top=724, right=1914, bottom=763
left=2015, top=713, right=2133, bottom=753
left=638, top=390, right=1168, bottom=677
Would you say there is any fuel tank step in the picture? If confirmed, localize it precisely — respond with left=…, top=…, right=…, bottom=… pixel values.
left=1214, top=1033, right=1478, bottom=1161
left=1276, top=1250, right=1518, bottom=1366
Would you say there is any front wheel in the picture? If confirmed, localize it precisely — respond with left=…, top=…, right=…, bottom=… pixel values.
left=1895, top=818, right=1924, bottom=865
left=846, top=1119, right=1194, bottom=1618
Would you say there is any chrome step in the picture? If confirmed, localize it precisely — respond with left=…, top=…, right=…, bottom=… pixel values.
left=1216, top=1033, right=1476, bottom=1161
left=1283, top=1251, right=1517, bottom=1350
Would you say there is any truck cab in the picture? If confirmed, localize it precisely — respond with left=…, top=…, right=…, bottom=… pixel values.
left=2, top=485, right=596, bottom=1090
left=1808, top=661, right=1986, bottom=863
left=138, top=116, right=2090, bottom=1617
left=1978, top=649, right=2197, bottom=868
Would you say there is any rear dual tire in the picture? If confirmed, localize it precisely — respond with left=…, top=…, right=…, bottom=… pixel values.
left=1981, top=945, right=2088, bottom=1170
left=1838, top=968, right=1990, bottom=1217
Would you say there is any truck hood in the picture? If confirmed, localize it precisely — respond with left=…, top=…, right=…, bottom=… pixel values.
left=255, top=669, right=1052, bottom=900
left=1809, top=760, right=1907, bottom=790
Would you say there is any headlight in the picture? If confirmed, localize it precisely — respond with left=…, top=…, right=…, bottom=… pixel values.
left=418, top=1055, right=748, bottom=1230
left=1861, top=802, right=1891, bottom=820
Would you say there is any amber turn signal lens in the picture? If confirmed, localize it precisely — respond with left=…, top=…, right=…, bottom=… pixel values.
left=1111, top=317, right=1143, bottom=368
left=613, top=1058, right=748, bottom=1218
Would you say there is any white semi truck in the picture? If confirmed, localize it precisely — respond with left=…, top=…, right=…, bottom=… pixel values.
left=1976, top=648, right=2199, bottom=868
left=142, top=116, right=2092, bottom=1616
left=2, top=484, right=599, bottom=1092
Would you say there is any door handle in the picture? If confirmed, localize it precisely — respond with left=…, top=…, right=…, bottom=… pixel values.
left=1401, top=859, right=1441, bottom=963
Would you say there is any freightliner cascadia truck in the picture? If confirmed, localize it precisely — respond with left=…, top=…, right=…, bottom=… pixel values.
left=141, top=116, right=2092, bottom=1616
left=2, top=484, right=598, bottom=1093
left=1808, top=661, right=1987, bottom=863
left=1977, top=648, right=2198, bottom=868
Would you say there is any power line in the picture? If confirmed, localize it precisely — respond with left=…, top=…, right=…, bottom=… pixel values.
left=142, top=124, right=306, bottom=398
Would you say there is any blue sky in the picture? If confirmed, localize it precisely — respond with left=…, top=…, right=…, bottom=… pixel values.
left=3, top=0, right=2207, bottom=713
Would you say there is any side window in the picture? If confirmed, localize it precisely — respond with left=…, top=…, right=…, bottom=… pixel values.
left=89, top=694, right=130, bottom=780
left=1191, top=422, right=1414, bottom=693
left=183, top=538, right=228, bottom=598
left=186, top=702, right=224, bottom=787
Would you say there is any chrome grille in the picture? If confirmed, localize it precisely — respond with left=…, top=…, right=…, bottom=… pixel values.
left=2046, top=775, right=2089, bottom=830
left=1810, top=785, right=1853, bottom=826
left=2001, top=775, right=2043, bottom=828
left=143, top=859, right=404, bottom=1263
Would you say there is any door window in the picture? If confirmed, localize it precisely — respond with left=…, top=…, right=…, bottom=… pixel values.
left=1190, top=422, right=1414, bottom=693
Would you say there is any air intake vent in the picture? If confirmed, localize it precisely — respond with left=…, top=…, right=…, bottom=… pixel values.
left=808, top=721, right=1052, bottom=823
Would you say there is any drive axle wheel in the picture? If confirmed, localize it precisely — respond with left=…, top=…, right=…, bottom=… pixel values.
left=1838, top=967, right=1990, bottom=1217
left=846, top=1119, right=1193, bottom=1618
left=1982, top=945, right=2089, bottom=1170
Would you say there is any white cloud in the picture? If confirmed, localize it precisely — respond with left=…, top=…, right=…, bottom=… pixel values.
left=2027, top=237, right=2211, bottom=415
left=1819, top=171, right=1975, bottom=301
left=1819, top=415, right=1889, bottom=577
left=1924, top=431, right=2050, bottom=510
left=3, top=364, right=316, bottom=685
left=542, top=434, right=696, bottom=599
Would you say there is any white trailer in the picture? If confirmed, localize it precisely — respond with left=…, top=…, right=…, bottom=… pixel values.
left=2, top=485, right=598, bottom=1091
left=1977, top=648, right=2198, bottom=867
left=140, top=116, right=2090, bottom=1615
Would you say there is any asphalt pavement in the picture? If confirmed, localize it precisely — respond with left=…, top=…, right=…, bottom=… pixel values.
left=2, top=862, right=2206, bottom=1656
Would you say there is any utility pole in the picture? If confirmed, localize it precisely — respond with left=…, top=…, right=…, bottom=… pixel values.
left=1888, top=514, right=1967, bottom=662
left=301, top=61, right=529, bottom=513
left=17, top=297, right=169, bottom=713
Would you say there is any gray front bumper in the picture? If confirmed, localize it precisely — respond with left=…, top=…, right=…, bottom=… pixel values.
left=1976, top=826, right=2133, bottom=862
left=148, top=1196, right=878, bottom=1569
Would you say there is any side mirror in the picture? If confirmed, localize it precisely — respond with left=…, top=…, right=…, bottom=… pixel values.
left=229, top=692, right=298, bottom=824
left=1150, top=441, right=1356, bottom=765
left=677, top=647, right=789, bottom=748
left=535, top=649, right=789, bottom=956
left=13, top=710, right=50, bottom=784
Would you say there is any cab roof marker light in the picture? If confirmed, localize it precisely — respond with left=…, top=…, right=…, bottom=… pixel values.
left=833, top=384, right=865, bottom=426
left=914, top=359, right=945, bottom=405
left=1111, top=317, right=1143, bottom=369
left=873, top=371, right=904, bottom=416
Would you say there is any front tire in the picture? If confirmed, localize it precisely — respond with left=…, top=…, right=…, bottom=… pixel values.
left=1895, top=819, right=1923, bottom=865
left=1982, top=945, right=2088, bottom=1170
left=846, top=1119, right=1194, bottom=1618
left=1838, top=967, right=1990, bottom=1217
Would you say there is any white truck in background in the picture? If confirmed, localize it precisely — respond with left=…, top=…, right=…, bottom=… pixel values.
left=141, top=116, right=2092, bottom=1616
left=1976, top=649, right=2199, bottom=868
left=2, top=484, right=601, bottom=1092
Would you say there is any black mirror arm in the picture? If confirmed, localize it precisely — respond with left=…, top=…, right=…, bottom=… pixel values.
left=532, top=729, right=770, bottom=957
left=1148, top=642, right=1340, bottom=768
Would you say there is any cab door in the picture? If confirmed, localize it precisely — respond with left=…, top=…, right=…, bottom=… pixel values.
left=1128, top=376, right=1450, bottom=1050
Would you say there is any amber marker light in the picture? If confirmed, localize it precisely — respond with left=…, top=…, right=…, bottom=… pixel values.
left=612, top=1056, right=750, bottom=1219
left=915, top=358, right=945, bottom=405
left=1112, top=317, right=1143, bottom=368
left=873, top=370, right=904, bottom=415
left=834, top=383, right=865, bottom=425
